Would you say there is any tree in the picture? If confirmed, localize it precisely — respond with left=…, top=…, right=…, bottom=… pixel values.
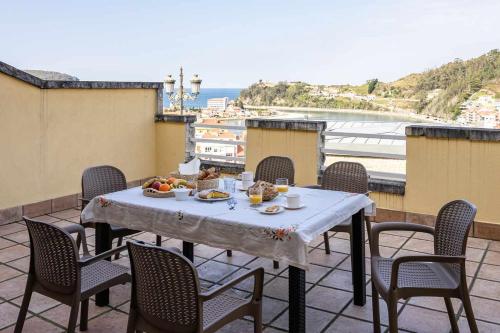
left=367, top=79, right=378, bottom=94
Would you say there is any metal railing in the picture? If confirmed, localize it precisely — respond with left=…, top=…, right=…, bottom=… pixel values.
left=192, top=123, right=246, bottom=164
left=192, top=121, right=407, bottom=180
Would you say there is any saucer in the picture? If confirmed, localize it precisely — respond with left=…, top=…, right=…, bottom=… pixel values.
left=282, top=203, right=306, bottom=210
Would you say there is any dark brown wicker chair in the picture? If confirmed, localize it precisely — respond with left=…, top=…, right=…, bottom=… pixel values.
left=80, top=165, right=161, bottom=259
left=254, top=155, right=295, bottom=185
left=15, top=217, right=130, bottom=333
left=370, top=200, right=478, bottom=333
left=312, top=161, right=371, bottom=255
left=127, top=241, right=264, bottom=333
left=227, top=156, right=295, bottom=269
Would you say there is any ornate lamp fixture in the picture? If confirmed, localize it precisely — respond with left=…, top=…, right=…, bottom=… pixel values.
left=164, top=67, right=202, bottom=115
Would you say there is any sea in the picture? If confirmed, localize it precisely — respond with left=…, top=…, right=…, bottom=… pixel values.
left=165, top=88, right=425, bottom=124
left=163, top=88, right=242, bottom=109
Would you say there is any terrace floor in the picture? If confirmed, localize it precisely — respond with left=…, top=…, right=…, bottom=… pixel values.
left=1, top=208, right=500, bottom=332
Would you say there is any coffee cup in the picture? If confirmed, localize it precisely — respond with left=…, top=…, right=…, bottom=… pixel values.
left=286, top=193, right=301, bottom=208
left=241, top=171, right=253, bottom=181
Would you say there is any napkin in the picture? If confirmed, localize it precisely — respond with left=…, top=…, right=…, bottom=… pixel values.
left=179, top=157, right=201, bottom=175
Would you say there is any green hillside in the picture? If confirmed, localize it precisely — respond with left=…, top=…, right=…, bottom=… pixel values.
left=239, top=49, right=500, bottom=119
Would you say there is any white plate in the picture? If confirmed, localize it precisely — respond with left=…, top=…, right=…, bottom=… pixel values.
left=194, top=193, right=232, bottom=202
left=282, top=203, right=306, bottom=210
left=258, top=205, right=285, bottom=215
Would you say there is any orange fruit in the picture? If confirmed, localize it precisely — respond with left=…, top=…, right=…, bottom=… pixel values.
left=159, top=183, right=171, bottom=192
left=166, top=177, right=176, bottom=184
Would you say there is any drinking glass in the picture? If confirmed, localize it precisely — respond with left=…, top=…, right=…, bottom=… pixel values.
left=276, top=178, right=289, bottom=195
left=223, top=177, right=236, bottom=193
left=248, top=186, right=263, bottom=206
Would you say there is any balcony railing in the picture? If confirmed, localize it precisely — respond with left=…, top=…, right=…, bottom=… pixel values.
left=192, top=123, right=247, bottom=164
left=192, top=120, right=407, bottom=180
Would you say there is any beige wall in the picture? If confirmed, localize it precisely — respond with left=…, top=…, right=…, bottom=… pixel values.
left=155, top=121, right=187, bottom=176
left=405, top=136, right=500, bottom=225
left=0, top=72, right=159, bottom=209
left=246, top=127, right=319, bottom=185
left=369, top=192, right=405, bottom=212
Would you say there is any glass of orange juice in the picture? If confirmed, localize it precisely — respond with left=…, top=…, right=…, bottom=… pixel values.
left=276, top=178, right=289, bottom=195
left=249, top=186, right=263, bottom=206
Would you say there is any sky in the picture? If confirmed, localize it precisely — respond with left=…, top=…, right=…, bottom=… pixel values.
left=1, top=0, right=499, bottom=88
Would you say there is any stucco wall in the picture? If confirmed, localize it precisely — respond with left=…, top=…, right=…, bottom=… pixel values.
left=0, top=72, right=159, bottom=209
left=405, top=136, right=500, bottom=224
left=246, top=127, right=319, bottom=185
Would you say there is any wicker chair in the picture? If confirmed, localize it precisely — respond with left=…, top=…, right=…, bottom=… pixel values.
left=371, top=200, right=478, bottom=333
left=127, top=241, right=264, bottom=333
left=80, top=165, right=161, bottom=259
left=311, top=162, right=371, bottom=255
left=227, top=156, right=295, bottom=269
left=254, top=155, right=295, bottom=185
left=15, top=217, right=130, bottom=333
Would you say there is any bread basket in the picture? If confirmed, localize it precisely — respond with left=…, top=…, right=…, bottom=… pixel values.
left=196, top=178, right=220, bottom=191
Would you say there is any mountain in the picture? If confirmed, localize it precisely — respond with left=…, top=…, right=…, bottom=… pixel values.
left=239, top=49, right=500, bottom=119
left=24, top=70, right=79, bottom=81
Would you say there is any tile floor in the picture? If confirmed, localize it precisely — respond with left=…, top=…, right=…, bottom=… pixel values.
left=1, top=208, right=500, bottom=332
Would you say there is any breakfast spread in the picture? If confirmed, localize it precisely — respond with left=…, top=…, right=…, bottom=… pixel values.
left=197, top=167, right=220, bottom=180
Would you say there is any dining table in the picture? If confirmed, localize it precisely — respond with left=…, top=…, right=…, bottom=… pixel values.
left=81, top=182, right=375, bottom=333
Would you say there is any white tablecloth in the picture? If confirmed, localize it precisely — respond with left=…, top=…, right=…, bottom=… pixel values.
left=81, top=186, right=375, bottom=269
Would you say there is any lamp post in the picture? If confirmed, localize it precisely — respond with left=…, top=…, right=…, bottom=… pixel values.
left=164, top=67, right=202, bottom=115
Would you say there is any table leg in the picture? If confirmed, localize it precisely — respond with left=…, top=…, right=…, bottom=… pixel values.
left=352, top=209, right=366, bottom=306
left=289, top=266, right=306, bottom=333
left=95, top=223, right=112, bottom=306
left=183, top=241, right=194, bottom=262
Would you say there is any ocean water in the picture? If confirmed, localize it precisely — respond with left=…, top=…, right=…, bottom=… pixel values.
left=163, top=88, right=242, bottom=109
left=163, top=87, right=425, bottom=123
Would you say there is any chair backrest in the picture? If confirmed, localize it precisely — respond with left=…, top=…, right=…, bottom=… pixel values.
left=254, top=156, right=295, bottom=184
left=434, top=200, right=476, bottom=257
left=127, top=241, right=201, bottom=333
left=321, top=161, right=368, bottom=193
left=81, top=165, right=127, bottom=200
left=24, top=217, right=79, bottom=295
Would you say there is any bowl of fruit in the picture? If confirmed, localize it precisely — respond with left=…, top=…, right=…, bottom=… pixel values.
left=142, top=177, right=195, bottom=198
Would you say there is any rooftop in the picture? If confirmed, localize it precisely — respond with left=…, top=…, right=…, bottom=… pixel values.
left=2, top=208, right=500, bottom=332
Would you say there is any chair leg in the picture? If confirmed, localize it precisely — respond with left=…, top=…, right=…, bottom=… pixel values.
left=67, top=300, right=80, bottom=333
left=273, top=260, right=280, bottom=269
left=387, top=297, right=399, bottom=333
left=127, top=308, right=137, bottom=333
left=156, top=235, right=162, bottom=246
left=226, top=249, right=232, bottom=257
left=14, top=281, right=33, bottom=333
left=115, top=237, right=123, bottom=260
left=323, top=232, right=331, bottom=254
left=444, top=297, right=459, bottom=333
left=371, top=282, right=381, bottom=333
left=254, top=303, right=263, bottom=333
left=461, top=287, right=479, bottom=333
left=80, top=299, right=89, bottom=331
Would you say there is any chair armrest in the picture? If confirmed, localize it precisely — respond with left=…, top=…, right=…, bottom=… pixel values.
left=78, top=245, right=128, bottom=267
left=303, top=185, right=321, bottom=189
left=370, top=222, right=434, bottom=256
left=79, top=197, right=91, bottom=210
left=390, top=255, right=466, bottom=289
left=200, top=267, right=264, bottom=302
left=62, top=224, right=91, bottom=257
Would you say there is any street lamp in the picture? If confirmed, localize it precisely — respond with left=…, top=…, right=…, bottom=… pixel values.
left=164, top=67, right=202, bottom=115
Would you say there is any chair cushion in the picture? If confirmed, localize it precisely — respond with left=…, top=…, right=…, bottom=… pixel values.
left=203, top=289, right=248, bottom=329
left=81, top=261, right=130, bottom=299
left=372, top=257, right=460, bottom=292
